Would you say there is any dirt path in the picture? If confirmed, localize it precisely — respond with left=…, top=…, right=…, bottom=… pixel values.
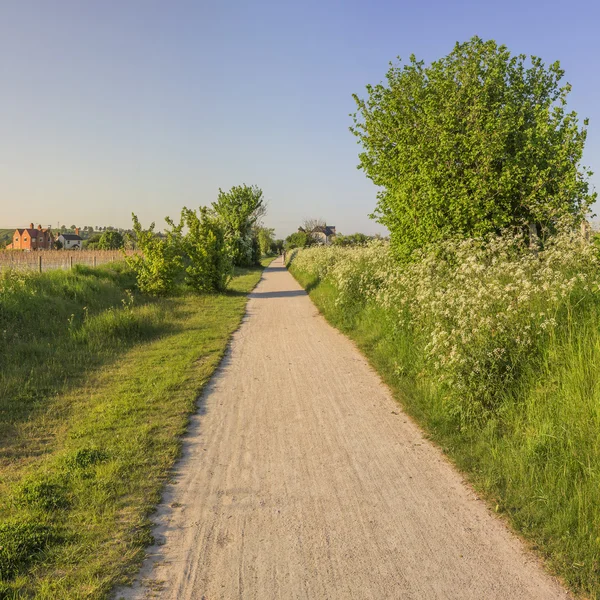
left=118, top=258, right=571, bottom=600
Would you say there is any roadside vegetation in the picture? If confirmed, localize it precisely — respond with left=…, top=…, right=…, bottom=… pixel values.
left=126, top=184, right=274, bottom=296
left=289, top=36, right=599, bottom=597
left=0, top=183, right=275, bottom=598
left=288, top=230, right=600, bottom=597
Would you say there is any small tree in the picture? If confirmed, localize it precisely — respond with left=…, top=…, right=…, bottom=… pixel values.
left=180, top=207, right=232, bottom=292
left=352, top=36, right=595, bottom=260
left=126, top=214, right=182, bottom=296
left=301, top=218, right=327, bottom=244
left=257, top=227, right=275, bottom=256
left=212, top=184, right=266, bottom=266
left=83, top=233, right=102, bottom=249
left=285, top=231, right=310, bottom=249
left=98, top=231, right=124, bottom=250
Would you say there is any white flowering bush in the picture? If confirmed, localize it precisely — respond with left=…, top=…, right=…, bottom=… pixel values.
left=288, top=227, right=600, bottom=423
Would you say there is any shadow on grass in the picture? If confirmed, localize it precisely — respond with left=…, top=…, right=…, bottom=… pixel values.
left=0, top=266, right=181, bottom=465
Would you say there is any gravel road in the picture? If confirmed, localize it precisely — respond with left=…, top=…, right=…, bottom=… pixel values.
left=118, top=257, right=571, bottom=600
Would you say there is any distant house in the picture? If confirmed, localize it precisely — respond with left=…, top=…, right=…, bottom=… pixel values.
left=6, top=223, right=54, bottom=250
left=57, top=229, right=83, bottom=250
left=299, top=224, right=337, bottom=245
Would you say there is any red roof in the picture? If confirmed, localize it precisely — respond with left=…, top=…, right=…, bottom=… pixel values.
left=16, top=228, right=51, bottom=238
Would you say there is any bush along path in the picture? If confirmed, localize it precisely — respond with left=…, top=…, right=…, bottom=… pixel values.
left=0, top=261, right=269, bottom=598
left=287, top=232, right=600, bottom=599
left=119, top=257, right=570, bottom=600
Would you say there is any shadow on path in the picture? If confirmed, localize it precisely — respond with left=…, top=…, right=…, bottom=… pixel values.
left=248, top=289, right=307, bottom=299
left=265, top=266, right=288, bottom=272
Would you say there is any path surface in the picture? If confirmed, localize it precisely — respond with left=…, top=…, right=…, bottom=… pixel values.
left=119, top=258, right=571, bottom=600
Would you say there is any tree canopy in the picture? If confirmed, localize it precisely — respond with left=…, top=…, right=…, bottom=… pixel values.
left=351, top=36, right=595, bottom=260
left=97, top=231, right=124, bottom=250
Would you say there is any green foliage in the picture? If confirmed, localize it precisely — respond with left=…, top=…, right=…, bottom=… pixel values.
left=0, top=229, right=13, bottom=249
left=97, top=231, right=124, bottom=250
left=126, top=214, right=182, bottom=296
left=212, top=184, right=265, bottom=266
left=257, top=227, right=275, bottom=256
left=289, top=235, right=600, bottom=597
left=0, top=522, right=58, bottom=581
left=352, top=36, right=595, bottom=260
left=125, top=186, right=271, bottom=294
left=0, top=262, right=266, bottom=596
left=251, top=234, right=261, bottom=265
left=83, top=233, right=101, bottom=249
left=65, top=448, right=109, bottom=471
left=180, top=207, right=232, bottom=292
left=331, top=233, right=370, bottom=246
left=272, top=239, right=284, bottom=254
left=284, top=231, right=310, bottom=249
left=16, top=477, right=69, bottom=511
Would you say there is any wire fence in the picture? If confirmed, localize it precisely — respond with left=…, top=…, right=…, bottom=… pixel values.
left=0, top=250, right=137, bottom=273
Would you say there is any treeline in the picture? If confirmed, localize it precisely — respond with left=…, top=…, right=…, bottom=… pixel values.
left=285, top=230, right=384, bottom=249
left=126, top=184, right=275, bottom=295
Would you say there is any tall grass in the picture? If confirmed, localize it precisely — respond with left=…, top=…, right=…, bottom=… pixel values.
left=0, top=261, right=267, bottom=598
left=288, top=232, right=600, bottom=598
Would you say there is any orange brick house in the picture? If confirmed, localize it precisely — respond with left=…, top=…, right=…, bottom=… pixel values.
left=6, top=224, right=54, bottom=250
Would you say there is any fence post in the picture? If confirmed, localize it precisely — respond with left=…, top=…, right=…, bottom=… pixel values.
left=70, top=255, right=73, bottom=270
left=38, top=255, right=42, bottom=273
left=94, top=255, right=97, bottom=268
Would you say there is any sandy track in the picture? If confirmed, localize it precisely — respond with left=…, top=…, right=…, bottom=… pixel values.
left=117, top=258, right=570, bottom=600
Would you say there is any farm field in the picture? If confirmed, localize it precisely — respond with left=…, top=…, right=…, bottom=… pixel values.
left=288, top=236, right=600, bottom=599
left=0, top=260, right=270, bottom=598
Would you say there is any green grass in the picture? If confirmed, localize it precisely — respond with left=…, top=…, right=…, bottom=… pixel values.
left=0, top=260, right=269, bottom=598
left=0, top=229, right=14, bottom=248
left=290, top=265, right=600, bottom=599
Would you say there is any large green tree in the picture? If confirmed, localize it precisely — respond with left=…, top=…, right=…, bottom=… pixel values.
left=212, top=184, right=266, bottom=266
left=351, top=37, right=595, bottom=259
left=97, top=231, right=124, bottom=250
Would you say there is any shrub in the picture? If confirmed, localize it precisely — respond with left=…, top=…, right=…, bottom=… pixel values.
left=289, top=224, right=600, bottom=424
left=212, top=184, right=265, bottom=267
left=181, top=207, right=232, bottom=292
left=257, top=227, right=275, bottom=256
left=285, top=231, right=310, bottom=249
left=126, top=215, right=182, bottom=296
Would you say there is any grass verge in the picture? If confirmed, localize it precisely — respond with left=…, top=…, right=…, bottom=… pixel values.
left=0, top=260, right=270, bottom=598
left=290, top=263, right=600, bottom=599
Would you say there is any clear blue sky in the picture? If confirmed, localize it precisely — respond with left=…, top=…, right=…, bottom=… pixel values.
left=0, top=0, right=598, bottom=237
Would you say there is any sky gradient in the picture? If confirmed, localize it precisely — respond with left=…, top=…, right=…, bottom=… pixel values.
left=0, top=0, right=598, bottom=238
